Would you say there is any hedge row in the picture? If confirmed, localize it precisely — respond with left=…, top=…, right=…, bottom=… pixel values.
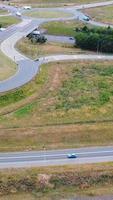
left=0, top=165, right=113, bottom=195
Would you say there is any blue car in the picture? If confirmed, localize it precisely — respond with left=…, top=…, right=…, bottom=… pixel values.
left=67, top=153, right=77, bottom=159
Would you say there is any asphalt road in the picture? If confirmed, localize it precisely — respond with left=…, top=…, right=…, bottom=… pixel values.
left=45, top=34, right=75, bottom=44
left=0, top=146, right=113, bottom=168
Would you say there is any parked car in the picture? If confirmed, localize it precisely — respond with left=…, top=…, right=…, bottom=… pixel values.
left=16, top=11, right=21, bottom=17
left=67, top=153, right=77, bottom=159
left=83, top=16, right=90, bottom=21
left=0, top=28, right=6, bottom=31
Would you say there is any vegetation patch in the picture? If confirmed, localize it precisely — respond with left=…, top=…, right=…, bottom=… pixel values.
left=41, top=20, right=85, bottom=37
left=0, top=64, right=48, bottom=107
left=16, top=37, right=87, bottom=60
left=1, top=61, right=113, bottom=151
left=0, top=51, right=17, bottom=81
left=24, top=10, right=72, bottom=18
left=56, top=63, right=113, bottom=109
left=84, top=5, right=113, bottom=24
left=1, top=61, right=113, bottom=124
left=0, top=16, right=20, bottom=27
left=0, top=9, right=8, bottom=15
left=10, top=0, right=107, bottom=6
left=0, top=163, right=113, bottom=198
left=75, top=26, right=113, bottom=53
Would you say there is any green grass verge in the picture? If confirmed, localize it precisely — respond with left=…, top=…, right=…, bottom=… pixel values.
left=41, top=20, right=85, bottom=36
left=24, top=10, right=73, bottom=18
left=0, top=15, right=21, bottom=83
left=0, top=16, right=21, bottom=27
left=0, top=63, right=48, bottom=107
left=0, top=9, right=8, bottom=15
left=0, top=51, right=17, bottom=81
left=9, top=61, right=113, bottom=125
left=0, top=61, right=113, bottom=151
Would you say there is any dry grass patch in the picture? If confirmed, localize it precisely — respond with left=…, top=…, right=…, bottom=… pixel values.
left=0, top=51, right=17, bottom=81
left=0, top=163, right=113, bottom=199
left=0, top=9, right=8, bottom=15
left=1, top=61, right=113, bottom=150
left=84, top=5, right=113, bottom=24
left=11, top=0, right=107, bottom=7
left=24, top=10, right=73, bottom=18
left=0, top=122, right=113, bottom=151
left=16, top=37, right=89, bottom=60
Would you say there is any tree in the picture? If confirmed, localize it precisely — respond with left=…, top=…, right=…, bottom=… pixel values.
left=74, top=26, right=113, bottom=53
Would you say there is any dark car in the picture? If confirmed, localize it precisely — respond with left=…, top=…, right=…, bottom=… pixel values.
left=67, top=153, right=77, bottom=159
left=69, top=37, right=74, bottom=40
left=83, top=16, right=90, bottom=21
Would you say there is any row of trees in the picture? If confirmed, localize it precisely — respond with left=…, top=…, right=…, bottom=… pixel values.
left=75, top=26, right=113, bottom=53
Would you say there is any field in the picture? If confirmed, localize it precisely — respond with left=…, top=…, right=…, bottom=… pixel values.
left=0, top=51, right=17, bottom=81
left=0, top=60, right=113, bottom=151
left=1, top=187, right=113, bottom=200
left=41, top=20, right=85, bottom=36
left=24, top=10, right=73, bottom=18
left=0, top=163, right=113, bottom=199
left=0, top=16, right=20, bottom=80
left=0, top=9, right=8, bottom=15
left=16, top=37, right=92, bottom=59
left=0, top=16, right=20, bottom=27
left=10, top=0, right=107, bottom=7
left=84, top=5, right=113, bottom=24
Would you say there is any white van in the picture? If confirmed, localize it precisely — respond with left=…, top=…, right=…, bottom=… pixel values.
left=23, top=6, right=31, bottom=10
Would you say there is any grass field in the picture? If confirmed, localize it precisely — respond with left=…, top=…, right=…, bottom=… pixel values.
left=84, top=5, right=113, bottom=24
left=0, top=51, right=17, bottom=81
left=11, top=0, right=107, bottom=6
left=0, top=9, right=8, bottom=15
left=0, top=16, right=20, bottom=80
left=16, top=37, right=92, bottom=59
left=0, top=16, right=20, bottom=27
left=0, top=163, right=113, bottom=199
left=25, top=10, right=73, bottom=18
left=1, top=186, right=113, bottom=200
left=41, top=20, right=85, bottom=36
left=0, top=61, right=113, bottom=151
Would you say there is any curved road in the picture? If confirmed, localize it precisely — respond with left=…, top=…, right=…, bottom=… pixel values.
left=0, top=1, right=113, bottom=168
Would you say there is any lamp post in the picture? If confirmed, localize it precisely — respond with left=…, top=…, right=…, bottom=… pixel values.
left=43, top=146, right=46, bottom=162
